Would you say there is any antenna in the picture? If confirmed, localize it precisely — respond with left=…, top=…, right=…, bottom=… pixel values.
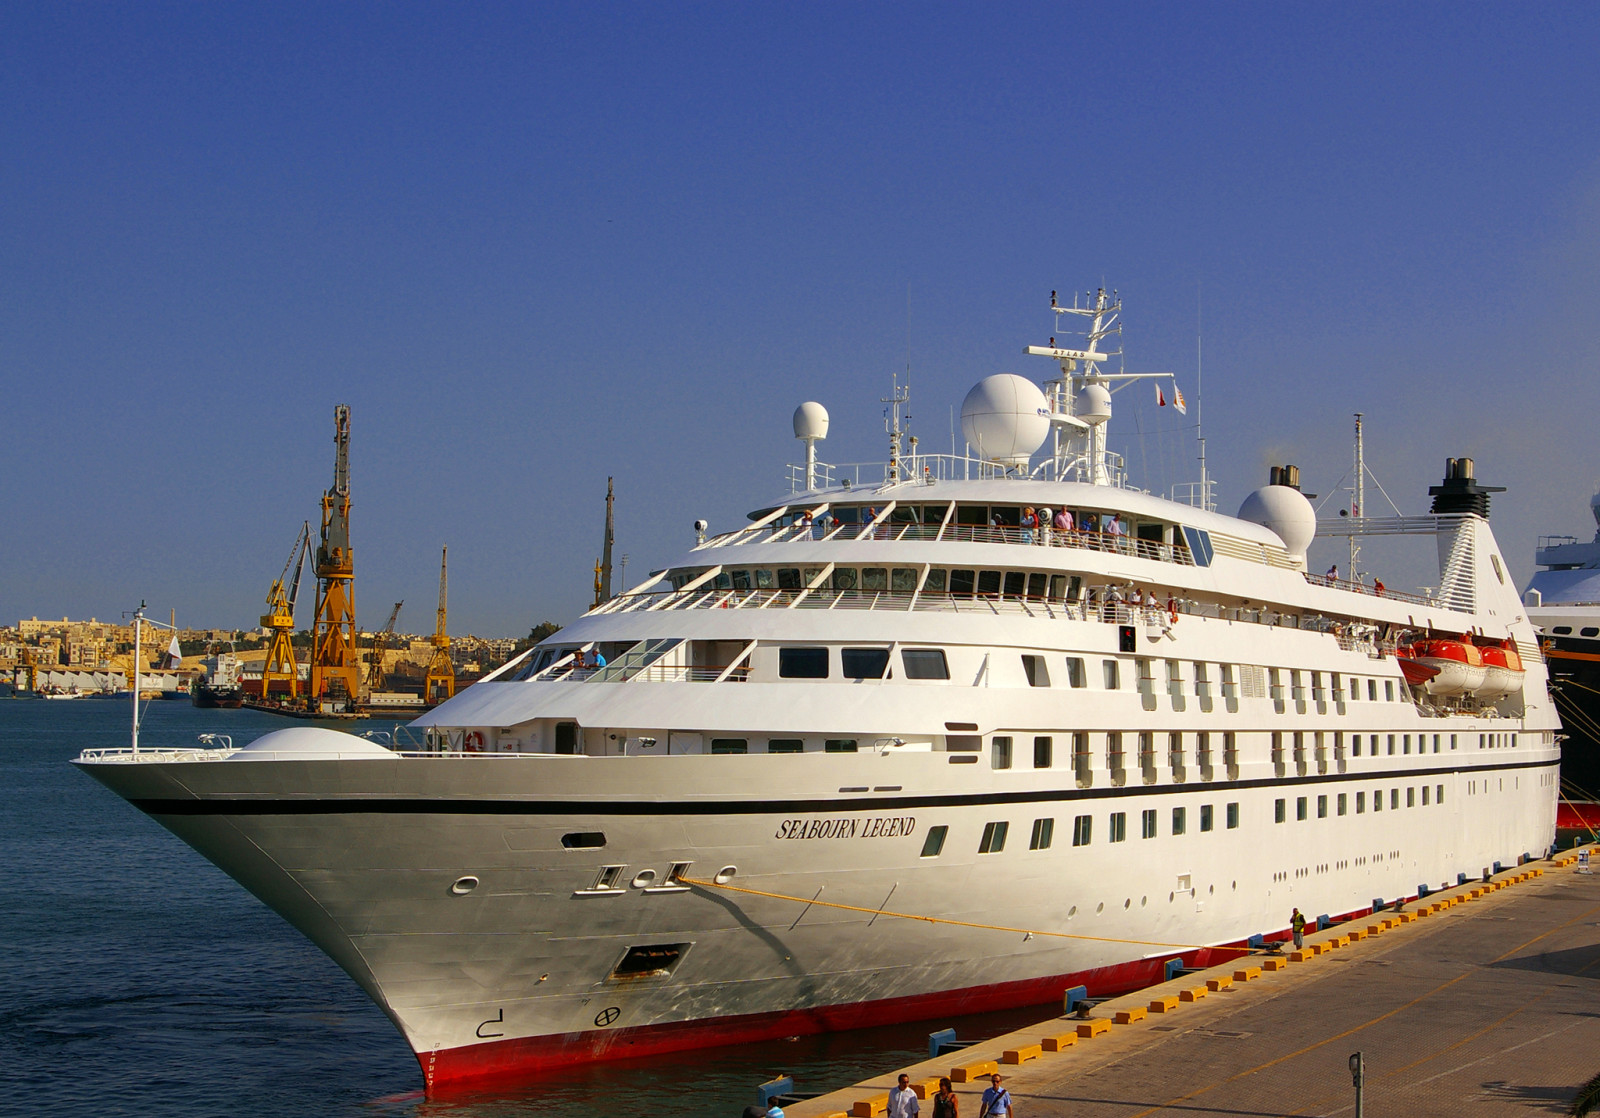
left=882, top=372, right=909, bottom=482
left=1350, top=413, right=1365, bottom=580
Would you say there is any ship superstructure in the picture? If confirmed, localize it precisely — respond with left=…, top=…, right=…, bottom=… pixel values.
left=76, top=291, right=1559, bottom=1090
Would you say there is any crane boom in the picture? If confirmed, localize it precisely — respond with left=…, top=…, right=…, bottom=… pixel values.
left=310, top=405, right=360, bottom=708
left=424, top=546, right=455, bottom=705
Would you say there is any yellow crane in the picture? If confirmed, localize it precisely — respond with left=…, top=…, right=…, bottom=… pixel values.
left=261, top=521, right=311, bottom=700
left=310, top=405, right=361, bottom=708
left=365, top=601, right=403, bottom=694
left=423, top=546, right=455, bottom=704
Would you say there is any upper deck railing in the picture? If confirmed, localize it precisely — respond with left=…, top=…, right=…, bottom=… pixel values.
left=699, top=520, right=1197, bottom=565
left=786, top=451, right=1127, bottom=494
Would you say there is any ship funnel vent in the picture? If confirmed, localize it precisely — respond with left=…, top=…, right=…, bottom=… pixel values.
left=1268, top=464, right=1301, bottom=491
left=1429, top=457, right=1505, bottom=518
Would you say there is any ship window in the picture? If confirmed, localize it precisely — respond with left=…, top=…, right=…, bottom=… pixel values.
left=1296, top=797, right=1308, bottom=821
left=1490, top=554, right=1505, bottom=583
left=924, top=569, right=947, bottom=593
left=1356, top=791, right=1365, bottom=813
left=1407, top=787, right=1415, bottom=807
left=824, top=739, right=858, bottom=753
left=832, top=568, right=858, bottom=591
left=956, top=505, right=988, bottom=527
left=1451, top=734, right=1457, bottom=750
left=977, top=571, right=1003, bottom=597
left=713, top=571, right=732, bottom=590
left=1003, top=571, right=1026, bottom=598
left=991, top=507, right=1020, bottom=527
left=1145, top=809, right=1160, bottom=838
left=1022, top=655, right=1050, bottom=687
left=1109, top=812, right=1127, bottom=842
left=1337, top=793, right=1347, bottom=816
left=921, top=504, right=949, bottom=524
left=1403, top=734, right=1411, bottom=755
left=991, top=736, right=1013, bottom=769
left=1387, top=734, right=1396, bottom=755
left=1390, top=789, right=1399, bottom=810
left=1072, top=815, right=1092, bottom=846
left=1065, top=657, right=1086, bottom=688
left=1374, top=788, right=1383, bottom=812
left=777, top=568, right=802, bottom=589
left=1554, top=625, right=1572, bottom=634
left=1226, top=802, right=1239, bottom=829
left=1367, top=679, right=1377, bottom=701
left=1317, top=795, right=1327, bottom=818
left=842, top=648, right=890, bottom=679
left=950, top=569, right=976, bottom=597
left=710, top=738, right=748, bottom=754
left=1437, top=783, right=1445, bottom=803
left=779, top=647, right=829, bottom=678
left=1180, top=525, right=1215, bottom=566
left=1422, top=785, right=1430, bottom=805
left=1033, top=736, right=1053, bottom=768
left=1352, top=734, right=1362, bottom=757
left=767, top=738, right=804, bottom=754
left=1027, top=573, right=1047, bottom=599
left=1166, top=807, right=1181, bottom=837
left=730, top=569, right=751, bottom=590
left=1049, top=575, right=1069, bottom=600
left=861, top=567, right=888, bottom=591
left=889, top=506, right=918, bottom=524
left=1385, top=680, right=1395, bottom=701
left=561, top=831, right=607, bottom=849
left=1200, top=804, right=1214, bottom=831
left=920, top=825, right=948, bottom=858
left=754, top=568, right=773, bottom=589
left=1275, top=798, right=1286, bottom=823
left=978, top=821, right=1009, bottom=853
left=892, top=568, right=918, bottom=592
left=611, top=943, right=688, bottom=981
left=1030, top=818, right=1054, bottom=850
left=1103, top=660, right=1121, bottom=689
left=1585, top=627, right=1600, bottom=637
left=902, top=649, right=950, bottom=680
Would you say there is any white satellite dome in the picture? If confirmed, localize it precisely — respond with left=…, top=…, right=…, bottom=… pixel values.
left=793, top=402, right=829, bottom=441
left=960, top=374, right=1050, bottom=467
left=1237, top=485, right=1317, bottom=560
left=226, top=726, right=399, bottom=762
left=1076, top=383, right=1113, bottom=424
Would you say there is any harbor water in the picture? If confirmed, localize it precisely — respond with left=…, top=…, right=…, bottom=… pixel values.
left=1, top=699, right=1049, bottom=1118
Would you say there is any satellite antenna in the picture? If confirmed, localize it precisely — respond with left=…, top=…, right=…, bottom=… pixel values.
left=793, top=402, right=829, bottom=491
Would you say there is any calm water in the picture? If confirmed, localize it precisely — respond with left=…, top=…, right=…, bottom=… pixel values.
left=1, top=700, right=1047, bottom=1118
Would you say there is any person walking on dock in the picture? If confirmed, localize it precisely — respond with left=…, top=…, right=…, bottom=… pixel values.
left=888, top=1073, right=921, bottom=1118
left=1291, top=907, right=1307, bottom=949
left=979, top=1073, right=1012, bottom=1118
left=932, top=1077, right=959, bottom=1118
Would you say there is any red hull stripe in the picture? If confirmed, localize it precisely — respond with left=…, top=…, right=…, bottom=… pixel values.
left=420, top=945, right=1265, bottom=1090
left=1558, top=802, right=1600, bottom=830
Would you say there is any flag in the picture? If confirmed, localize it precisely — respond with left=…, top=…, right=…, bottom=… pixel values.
left=166, top=635, right=183, bottom=669
left=1172, top=385, right=1187, bottom=415
left=1156, top=385, right=1167, bottom=407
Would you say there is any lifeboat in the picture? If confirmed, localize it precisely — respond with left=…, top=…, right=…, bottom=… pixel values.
left=1476, top=642, right=1525, bottom=701
left=1400, top=639, right=1486, bottom=697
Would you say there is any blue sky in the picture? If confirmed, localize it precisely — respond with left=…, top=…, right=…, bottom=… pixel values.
left=4, top=4, right=1598, bottom=635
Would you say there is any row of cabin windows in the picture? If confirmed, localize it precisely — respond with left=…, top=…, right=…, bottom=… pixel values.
left=1273, top=784, right=1447, bottom=822
left=992, top=731, right=1239, bottom=772
left=1550, top=625, right=1600, bottom=637
left=778, top=646, right=949, bottom=680
left=709, top=737, right=862, bottom=754
left=684, top=565, right=1086, bottom=600
left=922, top=801, right=1243, bottom=857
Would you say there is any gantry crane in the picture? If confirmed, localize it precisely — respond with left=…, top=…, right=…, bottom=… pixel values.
left=365, top=601, right=402, bottom=694
left=423, top=546, right=455, bottom=704
left=310, top=405, right=361, bottom=707
left=261, top=521, right=311, bottom=700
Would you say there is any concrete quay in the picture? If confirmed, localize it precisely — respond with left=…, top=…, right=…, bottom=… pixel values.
left=789, top=848, right=1600, bottom=1118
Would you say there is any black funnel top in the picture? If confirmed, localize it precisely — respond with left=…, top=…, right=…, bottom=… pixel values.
left=1428, top=457, right=1504, bottom=518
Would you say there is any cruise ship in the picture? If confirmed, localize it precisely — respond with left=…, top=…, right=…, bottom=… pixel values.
left=76, top=291, right=1559, bottom=1090
left=1523, top=496, right=1600, bottom=827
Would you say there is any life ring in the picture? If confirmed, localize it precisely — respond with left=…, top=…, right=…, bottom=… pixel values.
left=464, top=731, right=485, bottom=752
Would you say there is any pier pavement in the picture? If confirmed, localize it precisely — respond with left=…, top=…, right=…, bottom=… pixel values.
left=788, top=848, right=1600, bottom=1118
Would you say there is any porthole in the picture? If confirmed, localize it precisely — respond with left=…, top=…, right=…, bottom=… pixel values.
left=1124, top=898, right=1131, bottom=909
left=450, top=875, right=479, bottom=895
left=714, top=865, right=738, bottom=885
left=631, top=870, right=657, bottom=889
left=1141, top=896, right=1147, bottom=907
left=1067, top=905, right=1078, bottom=918
left=1096, top=902, right=1105, bottom=914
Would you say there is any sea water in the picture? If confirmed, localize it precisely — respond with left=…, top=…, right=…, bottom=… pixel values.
left=1, top=700, right=1049, bottom=1118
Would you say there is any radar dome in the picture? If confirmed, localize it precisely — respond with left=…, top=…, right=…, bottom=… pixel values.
left=960, top=374, right=1050, bottom=466
left=1237, top=485, right=1317, bottom=560
left=793, top=402, right=829, bottom=441
left=1077, top=383, right=1113, bottom=424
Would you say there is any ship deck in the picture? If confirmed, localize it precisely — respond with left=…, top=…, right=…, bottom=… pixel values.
left=786, top=846, right=1600, bottom=1118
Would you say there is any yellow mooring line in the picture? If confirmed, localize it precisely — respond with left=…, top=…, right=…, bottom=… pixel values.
left=676, top=875, right=1240, bottom=952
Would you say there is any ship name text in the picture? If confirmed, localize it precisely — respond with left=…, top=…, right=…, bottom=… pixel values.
left=775, top=816, right=917, bottom=840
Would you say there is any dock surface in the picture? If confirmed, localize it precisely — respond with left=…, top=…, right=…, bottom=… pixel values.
left=790, top=852, right=1600, bottom=1117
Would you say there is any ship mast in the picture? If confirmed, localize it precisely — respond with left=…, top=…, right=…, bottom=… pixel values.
left=1349, top=412, right=1365, bottom=580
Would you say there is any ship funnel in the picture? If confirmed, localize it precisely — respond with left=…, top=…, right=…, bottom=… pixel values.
left=1429, top=457, right=1504, bottom=519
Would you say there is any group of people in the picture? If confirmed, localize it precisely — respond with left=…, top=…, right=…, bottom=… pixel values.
left=1008, top=506, right=1127, bottom=548
left=568, top=648, right=607, bottom=672
left=884, top=1072, right=1012, bottom=1117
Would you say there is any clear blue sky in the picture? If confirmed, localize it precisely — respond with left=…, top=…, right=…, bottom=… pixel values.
left=4, top=3, right=1598, bottom=635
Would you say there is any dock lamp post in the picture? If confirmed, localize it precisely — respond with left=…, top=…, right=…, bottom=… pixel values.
left=1349, top=1051, right=1365, bottom=1118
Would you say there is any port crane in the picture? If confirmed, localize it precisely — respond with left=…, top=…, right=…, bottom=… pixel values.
left=423, top=546, right=455, bottom=704
left=365, top=601, right=403, bottom=695
left=261, top=521, right=311, bottom=700
left=310, top=405, right=361, bottom=708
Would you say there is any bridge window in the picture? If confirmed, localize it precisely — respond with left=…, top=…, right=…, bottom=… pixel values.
left=767, top=738, right=803, bottom=754
left=779, top=647, right=829, bottom=678
left=842, top=648, right=890, bottom=679
left=902, top=649, right=950, bottom=680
